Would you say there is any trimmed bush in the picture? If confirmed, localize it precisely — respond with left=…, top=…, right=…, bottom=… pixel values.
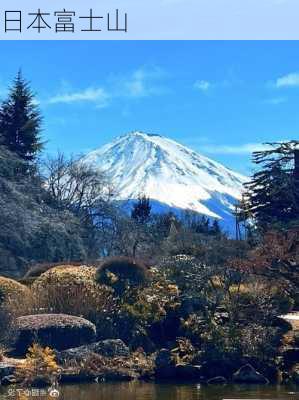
left=0, top=276, right=31, bottom=306
left=22, top=261, right=92, bottom=284
left=31, top=266, right=113, bottom=321
left=96, top=257, right=149, bottom=295
left=13, top=314, right=96, bottom=356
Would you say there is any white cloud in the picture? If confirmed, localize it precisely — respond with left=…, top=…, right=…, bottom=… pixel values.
left=201, top=143, right=271, bottom=155
left=49, top=87, right=108, bottom=107
left=194, top=80, right=212, bottom=92
left=117, top=66, right=167, bottom=98
left=48, top=65, right=166, bottom=107
left=125, top=69, right=148, bottom=97
left=275, top=72, right=299, bottom=88
left=263, top=97, right=287, bottom=105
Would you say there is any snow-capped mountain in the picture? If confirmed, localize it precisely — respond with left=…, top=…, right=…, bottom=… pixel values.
left=84, top=131, right=247, bottom=230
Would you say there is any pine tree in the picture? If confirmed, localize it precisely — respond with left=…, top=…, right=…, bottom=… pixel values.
left=210, top=219, right=221, bottom=236
left=131, top=195, right=151, bottom=224
left=0, top=71, right=42, bottom=163
left=241, top=141, right=299, bottom=230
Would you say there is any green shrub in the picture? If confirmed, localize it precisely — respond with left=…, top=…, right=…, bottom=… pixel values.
left=96, top=257, right=149, bottom=295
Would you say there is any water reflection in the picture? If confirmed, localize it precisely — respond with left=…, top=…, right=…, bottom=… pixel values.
left=58, top=382, right=299, bottom=400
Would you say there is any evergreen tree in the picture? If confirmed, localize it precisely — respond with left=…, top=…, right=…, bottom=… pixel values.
left=0, top=71, right=42, bottom=163
left=131, top=195, right=151, bottom=224
left=194, top=215, right=210, bottom=234
left=210, top=219, right=221, bottom=236
left=241, top=141, right=299, bottom=230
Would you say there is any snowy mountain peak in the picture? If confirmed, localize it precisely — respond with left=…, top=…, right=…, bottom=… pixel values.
left=84, top=131, right=247, bottom=227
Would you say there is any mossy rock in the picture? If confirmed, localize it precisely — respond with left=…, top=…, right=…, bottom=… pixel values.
left=0, top=276, right=31, bottom=306
left=13, top=313, right=96, bottom=356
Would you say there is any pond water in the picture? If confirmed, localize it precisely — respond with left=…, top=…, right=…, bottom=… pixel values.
left=50, top=382, right=299, bottom=400
left=1, top=382, right=298, bottom=399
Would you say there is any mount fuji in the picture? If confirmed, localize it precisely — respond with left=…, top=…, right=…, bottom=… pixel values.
left=84, top=131, right=248, bottom=231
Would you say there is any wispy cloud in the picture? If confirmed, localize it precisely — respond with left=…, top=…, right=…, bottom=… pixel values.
left=114, top=66, right=167, bottom=98
left=194, top=80, right=212, bottom=92
left=275, top=72, right=299, bottom=88
left=48, top=65, right=166, bottom=108
left=49, top=87, right=108, bottom=107
left=263, top=96, right=287, bottom=105
left=201, top=143, right=271, bottom=155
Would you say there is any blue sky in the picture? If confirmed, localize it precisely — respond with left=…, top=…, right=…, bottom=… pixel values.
left=0, top=41, right=298, bottom=175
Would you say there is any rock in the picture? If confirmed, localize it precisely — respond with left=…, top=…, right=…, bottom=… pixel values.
left=13, top=314, right=96, bottom=356
left=200, top=359, right=237, bottom=379
left=90, top=339, right=130, bottom=357
left=1, top=375, right=17, bottom=385
left=175, top=364, right=203, bottom=380
left=155, top=349, right=175, bottom=369
left=57, top=339, right=130, bottom=363
left=155, top=349, right=176, bottom=379
left=155, top=363, right=203, bottom=381
left=271, top=317, right=293, bottom=333
left=292, top=365, right=299, bottom=384
left=129, top=330, right=156, bottom=353
left=0, top=362, right=16, bottom=382
left=281, top=347, right=299, bottom=368
left=207, top=376, right=227, bottom=385
left=155, top=350, right=203, bottom=381
left=98, top=370, right=135, bottom=382
left=155, top=365, right=177, bottom=379
left=233, top=364, right=269, bottom=384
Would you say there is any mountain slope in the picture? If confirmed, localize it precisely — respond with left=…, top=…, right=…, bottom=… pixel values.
left=84, top=131, right=247, bottom=228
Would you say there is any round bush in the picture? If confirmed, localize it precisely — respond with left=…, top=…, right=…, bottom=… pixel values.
left=0, top=276, right=31, bottom=306
left=31, top=266, right=113, bottom=321
left=96, top=257, right=149, bottom=295
left=22, top=262, right=89, bottom=284
left=14, top=313, right=96, bottom=356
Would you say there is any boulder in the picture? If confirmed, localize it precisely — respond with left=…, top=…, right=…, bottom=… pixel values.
left=199, top=359, right=237, bottom=379
left=155, top=350, right=203, bottom=381
left=155, top=349, right=176, bottom=379
left=13, top=314, right=96, bottom=356
left=271, top=317, right=293, bottom=333
left=175, top=364, right=203, bottom=380
left=155, top=349, right=175, bottom=370
left=57, top=339, right=130, bottom=363
left=0, top=362, right=16, bottom=382
left=292, top=365, right=299, bottom=384
left=207, top=376, right=227, bottom=385
left=1, top=375, right=17, bottom=385
left=155, top=363, right=203, bottom=381
left=281, top=347, right=299, bottom=368
left=233, top=364, right=269, bottom=384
